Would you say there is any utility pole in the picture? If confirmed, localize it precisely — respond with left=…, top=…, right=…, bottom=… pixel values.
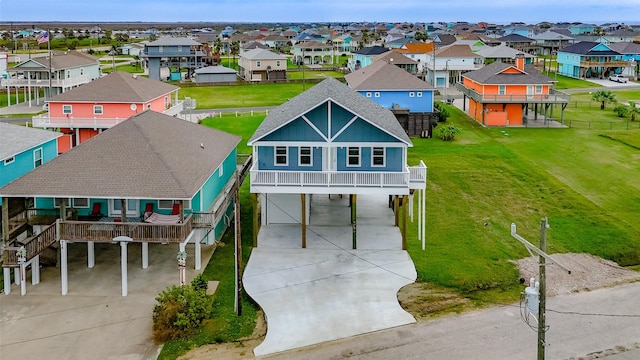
left=538, top=217, right=547, bottom=360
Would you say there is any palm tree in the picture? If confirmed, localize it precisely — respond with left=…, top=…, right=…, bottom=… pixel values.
left=213, top=38, right=222, bottom=55
left=591, top=90, right=617, bottom=110
left=230, top=41, right=240, bottom=69
left=629, top=102, right=640, bottom=121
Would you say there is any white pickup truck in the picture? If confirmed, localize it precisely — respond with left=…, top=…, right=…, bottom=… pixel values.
left=608, top=74, right=629, bottom=83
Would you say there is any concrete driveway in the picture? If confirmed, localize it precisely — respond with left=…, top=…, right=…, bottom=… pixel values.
left=0, top=241, right=214, bottom=360
left=243, top=195, right=417, bottom=356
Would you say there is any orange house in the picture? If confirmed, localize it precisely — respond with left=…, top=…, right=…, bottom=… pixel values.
left=457, top=55, right=569, bottom=126
left=32, top=72, right=182, bottom=152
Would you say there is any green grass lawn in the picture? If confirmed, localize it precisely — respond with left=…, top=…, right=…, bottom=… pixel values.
left=287, top=70, right=344, bottom=80
left=552, top=73, right=601, bottom=90
left=179, top=83, right=311, bottom=109
left=157, top=104, right=640, bottom=358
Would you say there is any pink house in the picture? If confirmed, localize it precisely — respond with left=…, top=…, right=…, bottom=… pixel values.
left=32, top=72, right=182, bottom=152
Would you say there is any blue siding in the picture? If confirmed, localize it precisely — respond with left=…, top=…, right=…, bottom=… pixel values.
left=145, top=45, right=192, bottom=57
left=358, top=90, right=434, bottom=112
left=336, top=146, right=404, bottom=171
left=1, top=138, right=58, bottom=188
left=306, top=103, right=329, bottom=137
left=262, top=117, right=326, bottom=142
left=334, top=118, right=400, bottom=143
left=330, top=102, right=356, bottom=138
left=258, top=146, right=323, bottom=171
left=200, top=149, right=237, bottom=211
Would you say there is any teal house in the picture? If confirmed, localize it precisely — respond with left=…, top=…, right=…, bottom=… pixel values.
left=1, top=111, right=245, bottom=295
left=557, top=41, right=625, bottom=79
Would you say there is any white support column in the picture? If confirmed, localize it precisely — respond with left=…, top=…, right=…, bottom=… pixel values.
left=120, top=241, right=128, bottom=296
left=32, top=255, right=40, bottom=285
left=417, top=189, right=422, bottom=241
left=3, top=267, right=11, bottom=295
left=20, top=262, right=26, bottom=296
left=409, top=193, right=414, bottom=221
left=61, top=240, right=68, bottom=295
left=422, top=189, right=426, bottom=251
left=195, top=239, right=201, bottom=270
left=141, top=242, right=148, bottom=269
left=87, top=241, right=95, bottom=268
left=14, top=267, right=20, bottom=285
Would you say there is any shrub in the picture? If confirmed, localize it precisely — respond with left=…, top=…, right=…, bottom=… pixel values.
left=152, top=284, right=211, bottom=343
left=436, top=122, right=462, bottom=141
left=434, top=102, right=450, bottom=122
left=191, top=273, right=208, bottom=293
left=613, top=104, right=629, bottom=118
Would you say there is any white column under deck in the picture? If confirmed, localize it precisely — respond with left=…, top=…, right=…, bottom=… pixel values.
left=61, top=239, right=68, bottom=295
left=87, top=241, right=95, bottom=268
left=195, top=239, right=201, bottom=270
left=142, top=242, right=149, bottom=269
left=3, top=268, right=11, bottom=295
left=120, top=241, right=128, bottom=296
left=32, top=255, right=40, bottom=285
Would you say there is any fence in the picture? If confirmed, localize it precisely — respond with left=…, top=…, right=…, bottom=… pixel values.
left=567, top=119, right=640, bottom=130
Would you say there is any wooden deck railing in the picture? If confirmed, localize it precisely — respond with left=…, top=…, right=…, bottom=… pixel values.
left=59, top=216, right=193, bottom=243
left=2, top=223, right=57, bottom=266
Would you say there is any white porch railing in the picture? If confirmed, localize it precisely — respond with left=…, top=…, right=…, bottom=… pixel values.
left=32, top=101, right=186, bottom=128
left=408, top=160, right=427, bottom=189
left=4, top=75, right=90, bottom=89
left=250, top=167, right=412, bottom=188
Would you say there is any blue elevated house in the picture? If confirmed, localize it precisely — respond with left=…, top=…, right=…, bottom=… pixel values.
left=1, top=111, right=247, bottom=296
left=345, top=61, right=436, bottom=136
left=248, top=78, right=426, bottom=250
left=349, top=46, right=389, bottom=71
left=142, top=37, right=206, bottom=81
left=557, top=41, right=626, bottom=79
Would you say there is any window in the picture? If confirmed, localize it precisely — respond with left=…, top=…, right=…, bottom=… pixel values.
left=417, top=92, right=422, bottom=97
left=164, top=96, right=169, bottom=109
left=54, top=198, right=71, bottom=208
left=347, top=147, right=360, bottom=166
left=34, top=148, right=42, bottom=167
left=366, top=92, right=372, bottom=97
left=256, top=61, right=261, bottom=67
left=299, top=147, right=312, bottom=166
left=93, top=105, right=103, bottom=115
left=218, top=163, right=224, bottom=177
left=147, top=104, right=151, bottom=110
left=72, top=198, right=89, bottom=208
left=535, top=85, right=543, bottom=94
left=158, top=46, right=163, bottom=53
left=80, top=68, right=84, bottom=75
left=112, top=199, right=138, bottom=216
left=275, top=146, right=288, bottom=165
left=177, top=46, right=182, bottom=53
left=4, top=156, right=14, bottom=165
left=62, top=105, right=72, bottom=114
left=159, top=200, right=191, bottom=210
left=276, top=60, right=281, bottom=67
left=409, top=92, right=415, bottom=97
left=374, top=92, right=380, bottom=98
left=498, top=85, right=506, bottom=95
left=372, top=147, right=385, bottom=167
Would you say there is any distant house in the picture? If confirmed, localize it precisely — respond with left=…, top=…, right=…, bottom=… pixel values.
left=120, top=43, right=145, bottom=57
left=349, top=46, right=389, bottom=71
left=394, top=42, right=436, bottom=73
left=345, top=61, right=436, bottom=136
left=32, top=71, right=182, bottom=152
left=141, top=37, right=205, bottom=81
left=259, top=35, right=290, bottom=51
left=497, top=34, right=536, bottom=54
left=568, top=23, right=597, bottom=35
left=557, top=41, right=627, bottom=79
left=371, top=51, right=419, bottom=74
left=607, top=42, right=640, bottom=80
left=193, top=65, right=237, bottom=84
left=238, top=48, right=287, bottom=81
left=456, top=55, right=570, bottom=126
left=425, top=44, right=483, bottom=88
left=4, top=51, right=100, bottom=107
left=247, top=78, right=426, bottom=248
left=292, top=41, right=333, bottom=65
left=530, top=31, right=575, bottom=56
left=1, top=111, right=244, bottom=296
left=476, top=44, right=535, bottom=65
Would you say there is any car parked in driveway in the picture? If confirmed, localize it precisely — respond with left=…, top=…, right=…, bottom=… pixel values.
left=608, top=74, right=628, bottom=83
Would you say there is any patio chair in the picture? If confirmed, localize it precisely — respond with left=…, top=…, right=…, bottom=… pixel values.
left=142, top=203, right=154, bottom=221
left=88, top=203, right=103, bottom=220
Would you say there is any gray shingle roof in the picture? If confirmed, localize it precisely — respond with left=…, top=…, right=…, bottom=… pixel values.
left=345, top=61, right=435, bottom=91
left=462, top=61, right=554, bottom=85
left=0, top=123, right=61, bottom=161
left=475, top=44, right=535, bottom=59
left=11, top=51, right=98, bottom=71
left=0, top=111, right=241, bottom=199
left=194, top=65, right=237, bottom=74
left=240, top=48, right=287, bottom=60
left=248, top=77, right=411, bottom=146
left=147, top=37, right=202, bottom=46
left=48, top=72, right=179, bottom=103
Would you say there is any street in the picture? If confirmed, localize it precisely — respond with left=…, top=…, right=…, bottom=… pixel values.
left=264, top=282, right=640, bottom=360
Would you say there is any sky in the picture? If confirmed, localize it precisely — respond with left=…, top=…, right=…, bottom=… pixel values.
left=0, top=0, right=639, bottom=24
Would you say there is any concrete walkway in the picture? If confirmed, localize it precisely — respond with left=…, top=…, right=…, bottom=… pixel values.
left=243, top=195, right=417, bottom=356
